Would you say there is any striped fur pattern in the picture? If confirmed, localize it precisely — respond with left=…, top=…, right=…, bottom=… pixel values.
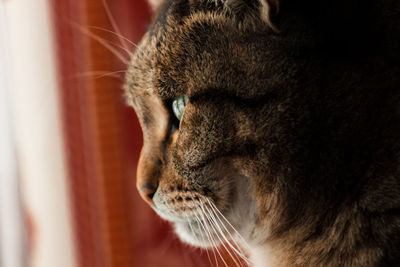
left=124, top=0, right=400, bottom=266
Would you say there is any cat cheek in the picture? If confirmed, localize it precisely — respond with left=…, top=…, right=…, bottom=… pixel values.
left=171, top=130, right=179, bottom=145
left=147, top=0, right=165, bottom=11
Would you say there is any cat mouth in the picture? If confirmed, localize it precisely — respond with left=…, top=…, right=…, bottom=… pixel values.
left=153, top=200, right=236, bottom=249
left=173, top=211, right=252, bottom=266
left=150, top=171, right=255, bottom=252
left=151, top=184, right=253, bottom=265
left=174, top=219, right=223, bottom=248
left=151, top=193, right=223, bottom=245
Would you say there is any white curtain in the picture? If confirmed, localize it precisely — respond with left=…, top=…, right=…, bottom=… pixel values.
left=0, top=1, right=75, bottom=267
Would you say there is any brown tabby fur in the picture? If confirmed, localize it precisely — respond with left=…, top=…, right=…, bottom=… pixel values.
left=124, top=0, right=400, bottom=266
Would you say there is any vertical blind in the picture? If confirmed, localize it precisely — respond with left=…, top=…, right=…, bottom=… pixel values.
left=50, top=0, right=245, bottom=266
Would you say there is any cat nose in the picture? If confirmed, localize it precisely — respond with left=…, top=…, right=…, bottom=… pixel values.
left=136, top=153, right=162, bottom=206
left=138, top=183, right=157, bottom=205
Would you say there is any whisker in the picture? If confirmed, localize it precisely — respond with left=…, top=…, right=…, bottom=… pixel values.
left=197, top=209, right=228, bottom=267
left=202, top=207, right=243, bottom=267
left=207, top=199, right=251, bottom=250
left=185, top=214, right=196, bottom=236
left=205, top=202, right=251, bottom=263
left=73, top=70, right=126, bottom=80
left=203, top=204, right=249, bottom=266
left=204, top=207, right=243, bottom=265
left=106, top=40, right=134, bottom=57
left=70, top=21, right=129, bottom=64
left=186, top=214, right=213, bottom=267
left=185, top=214, right=211, bottom=267
left=206, top=201, right=252, bottom=267
left=194, top=211, right=219, bottom=267
left=88, top=26, right=138, bottom=48
left=101, top=0, right=131, bottom=52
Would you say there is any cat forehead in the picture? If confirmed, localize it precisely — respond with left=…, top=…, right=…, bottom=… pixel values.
left=125, top=0, right=278, bottom=104
left=126, top=12, right=233, bottom=99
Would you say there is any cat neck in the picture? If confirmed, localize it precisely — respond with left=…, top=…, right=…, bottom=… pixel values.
left=250, top=244, right=275, bottom=267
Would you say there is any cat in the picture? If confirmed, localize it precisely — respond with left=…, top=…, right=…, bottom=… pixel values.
left=124, top=0, right=400, bottom=266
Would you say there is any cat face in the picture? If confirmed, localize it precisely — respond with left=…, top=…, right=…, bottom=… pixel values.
left=124, top=0, right=287, bottom=249
left=124, top=0, right=400, bottom=265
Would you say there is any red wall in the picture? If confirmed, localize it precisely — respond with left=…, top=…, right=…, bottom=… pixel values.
left=50, top=1, right=244, bottom=266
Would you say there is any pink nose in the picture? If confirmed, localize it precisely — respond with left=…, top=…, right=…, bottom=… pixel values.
left=138, top=184, right=157, bottom=205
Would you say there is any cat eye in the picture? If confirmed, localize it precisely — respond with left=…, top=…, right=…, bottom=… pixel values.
left=172, top=95, right=188, bottom=121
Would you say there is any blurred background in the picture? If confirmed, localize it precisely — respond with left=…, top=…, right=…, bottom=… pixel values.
left=0, top=0, right=241, bottom=267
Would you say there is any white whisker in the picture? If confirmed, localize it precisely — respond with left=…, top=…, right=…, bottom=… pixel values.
left=203, top=204, right=250, bottom=266
left=70, top=21, right=129, bottom=64
left=205, top=202, right=251, bottom=265
left=186, top=214, right=213, bottom=267
left=203, top=208, right=243, bottom=266
left=73, top=70, right=126, bottom=80
left=200, top=203, right=243, bottom=267
left=207, top=199, right=251, bottom=251
left=88, top=26, right=138, bottom=48
left=197, top=208, right=229, bottom=267
left=101, top=0, right=131, bottom=52
left=106, top=40, right=134, bottom=56
left=193, top=211, right=219, bottom=267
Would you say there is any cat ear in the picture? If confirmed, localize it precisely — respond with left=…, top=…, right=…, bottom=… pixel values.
left=225, top=0, right=280, bottom=31
left=147, top=0, right=165, bottom=11
left=259, top=0, right=279, bottom=30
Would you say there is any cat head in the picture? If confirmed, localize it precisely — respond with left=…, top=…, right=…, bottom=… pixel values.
left=147, top=0, right=280, bottom=28
left=125, top=0, right=324, bottom=249
left=123, top=0, right=314, bottom=249
left=123, top=0, right=400, bottom=265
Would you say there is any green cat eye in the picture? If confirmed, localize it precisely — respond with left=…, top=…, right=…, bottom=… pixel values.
left=172, top=95, right=188, bottom=120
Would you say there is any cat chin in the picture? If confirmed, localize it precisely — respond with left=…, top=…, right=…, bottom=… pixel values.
left=174, top=221, right=221, bottom=248
left=152, top=205, right=221, bottom=248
